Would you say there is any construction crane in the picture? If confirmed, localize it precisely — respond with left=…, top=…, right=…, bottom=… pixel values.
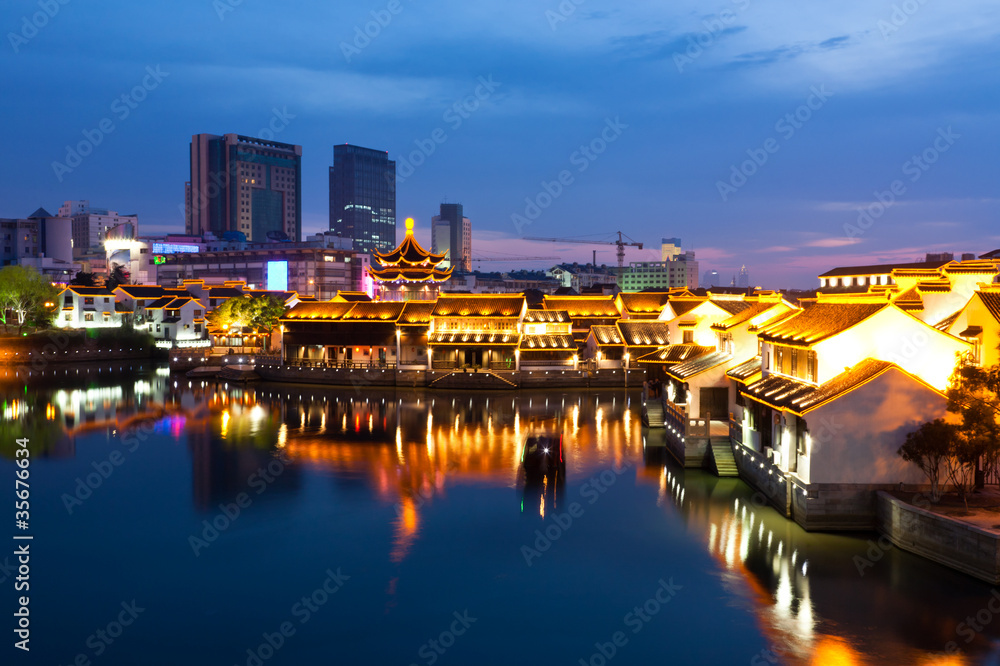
left=524, top=232, right=643, bottom=269
left=470, top=255, right=559, bottom=262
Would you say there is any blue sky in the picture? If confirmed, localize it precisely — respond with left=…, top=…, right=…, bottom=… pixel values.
left=2, top=0, right=998, bottom=287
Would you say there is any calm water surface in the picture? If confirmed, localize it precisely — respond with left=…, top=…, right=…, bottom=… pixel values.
left=2, top=363, right=999, bottom=665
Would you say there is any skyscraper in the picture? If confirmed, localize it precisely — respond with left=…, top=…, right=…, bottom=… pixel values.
left=431, top=203, right=471, bottom=272
left=187, top=134, right=302, bottom=241
left=738, top=265, right=750, bottom=288
left=329, top=144, right=396, bottom=254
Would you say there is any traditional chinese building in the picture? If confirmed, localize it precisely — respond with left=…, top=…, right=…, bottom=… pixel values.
left=368, top=218, right=452, bottom=301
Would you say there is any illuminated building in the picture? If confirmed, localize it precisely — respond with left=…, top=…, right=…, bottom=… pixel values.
left=541, top=295, right=621, bottom=349
left=368, top=218, right=453, bottom=301
left=428, top=293, right=526, bottom=370
left=329, top=144, right=395, bottom=254
left=518, top=310, right=576, bottom=369
left=187, top=133, right=302, bottom=241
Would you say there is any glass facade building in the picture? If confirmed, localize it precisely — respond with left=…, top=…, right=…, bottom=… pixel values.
left=329, top=144, right=396, bottom=254
left=187, top=134, right=302, bottom=242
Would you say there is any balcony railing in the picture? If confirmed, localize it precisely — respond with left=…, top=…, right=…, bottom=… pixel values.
left=284, top=359, right=397, bottom=370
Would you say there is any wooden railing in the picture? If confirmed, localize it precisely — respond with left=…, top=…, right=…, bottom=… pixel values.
left=284, top=359, right=397, bottom=369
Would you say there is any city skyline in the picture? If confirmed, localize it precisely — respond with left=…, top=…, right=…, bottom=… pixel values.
left=3, top=1, right=997, bottom=288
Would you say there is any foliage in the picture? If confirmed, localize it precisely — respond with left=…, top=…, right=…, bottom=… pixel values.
left=70, top=271, right=100, bottom=287
left=901, top=356, right=1000, bottom=507
left=0, top=265, right=60, bottom=333
left=898, top=419, right=956, bottom=502
left=106, top=264, right=131, bottom=292
left=207, top=294, right=287, bottom=348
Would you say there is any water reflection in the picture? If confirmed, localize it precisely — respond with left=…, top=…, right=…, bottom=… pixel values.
left=6, top=368, right=1000, bottom=664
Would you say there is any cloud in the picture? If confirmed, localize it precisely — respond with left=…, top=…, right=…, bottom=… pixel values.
left=803, top=237, right=863, bottom=248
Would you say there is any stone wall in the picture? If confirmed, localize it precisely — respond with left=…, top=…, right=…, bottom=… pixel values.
left=876, top=491, right=1000, bottom=584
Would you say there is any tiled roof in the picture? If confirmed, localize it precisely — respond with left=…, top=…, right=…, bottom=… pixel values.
left=635, top=344, right=715, bottom=364
left=590, top=325, right=624, bottom=346
left=741, top=359, right=927, bottom=414
left=429, top=332, right=519, bottom=346
left=617, top=292, right=671, bottom=314
left=332, top=291, right=372, bottom=302
left=710, top=299, right=753, bottom=315
left=372, top=230, right=448, bottom=267
left=726, top=357, right=762, bottom=382
left=943, top=261, right=999, bottom=275
left=617, top=321, right=671, bottom=347
left=340, top=301, right=406, bottom=321
left=64, top=286, right=114, bottom=296
left=281, top=301, right=356, bottom=321
left=979, top=292, right=1000, bottom=323
left=207, top=287, right=245, bottom=298
left=667, top=299, right=704, bottom=317
left=934, top=309, right=962, bottom=331
left=818, top=260, right=951, bottom=278
left=893, top=286, right=923, bottom=311
left=432, top=294, right=524, bottom=317
left=519, top=334, right=576, bottom=350
left=115, top=285, right=167, bottom=298
left=916, top=278, right=953, bottom=293
left=665, top=351, right=732, bottom=380
left=543, top=296, right=620, bottom=317
left=524, top=309, right=570, bottom=323
left=164, top=297, right=194, bottom=309
left=397, top=300, right=436, bottom=325
left=144, top=297, right=173, bottom=310
left=368, top=266, right=453, bottom=283
left=711, top=302, right=776, bottom=331
left=757, top=302, right=887, bottom=346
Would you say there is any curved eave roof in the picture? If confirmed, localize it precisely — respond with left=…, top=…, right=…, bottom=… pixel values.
left=372, top=234, right=448, bottom=266
left=368, top=266, right=453, bottom=283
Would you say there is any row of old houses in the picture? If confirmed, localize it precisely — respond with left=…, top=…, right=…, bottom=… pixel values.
left=56, top=279, right=306, bottom=348
left=277, top=256, right=1000, bottom=532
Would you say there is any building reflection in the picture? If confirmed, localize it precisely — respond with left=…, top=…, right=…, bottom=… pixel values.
left=650, top=460, right=993, bottom=665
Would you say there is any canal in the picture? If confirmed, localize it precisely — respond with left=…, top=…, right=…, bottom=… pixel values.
left=1, top=363, right=996, bottom=665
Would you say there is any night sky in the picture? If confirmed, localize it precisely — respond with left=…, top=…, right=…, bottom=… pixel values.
left=2, top=0, right=998, bottom=287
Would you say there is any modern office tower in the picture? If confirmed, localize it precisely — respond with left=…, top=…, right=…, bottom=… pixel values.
left=187, top=133, right=302, bottom=242
left=703, top=269, right=721, bottom=287
left=737, top=265, right=750, bottom=288
left=661, top=237, right=682, bottom=261
left=431, top=203, right=471, bottom=272
left=328, top=144, right=396, bottom=254
left=58, top=200, right=139, bottom=255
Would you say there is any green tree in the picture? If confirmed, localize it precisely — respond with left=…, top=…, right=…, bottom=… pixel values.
left=0, top=265, right=59, bottom=334
left=898, top=419, right=956, bottom=502
left=70, top=271, right=99, bottom=287
left=207, top=294, right=286, bottom=350
left=947, top=358, right=1000, bottom=491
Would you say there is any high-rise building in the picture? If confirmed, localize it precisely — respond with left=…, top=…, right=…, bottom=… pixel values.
left=619, top=251, right=698, bottom=291
left=187, top=133, right=302, bottom=242
left=661, top=237, right=682, bottom=261
left=1, top=207, right=76, bottom=280
left=58, top=200, right=138, bottom=256
left=703, top=269, right=721, bottom=287
left=431, top=203, right=471, bottom=272
left=737, top=265, right=749, bottom=288
left=329, top=144, right=396, bottom=254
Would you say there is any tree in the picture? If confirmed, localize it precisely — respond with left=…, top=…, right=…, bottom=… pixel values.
left=0, top=265, right=59, bottom=334
left=105, top=264, right=131, bottom=292
left=898, top=419, right=956, bottom=502
left=70, top=271, right=100, bottom=287
left=946, top=358, right=1000, bottom=489
left=207, top=294, right=286, bottom=350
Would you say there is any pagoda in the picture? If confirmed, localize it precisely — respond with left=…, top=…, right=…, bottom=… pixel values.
left=368, top=218, right=453, bottom=301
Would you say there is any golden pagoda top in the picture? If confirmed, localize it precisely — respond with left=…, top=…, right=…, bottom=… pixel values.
left=368, top=218, right=454, bottom=284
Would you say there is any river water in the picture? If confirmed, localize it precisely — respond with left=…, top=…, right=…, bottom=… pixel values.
left=1, top=363, right=997, bottom=665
